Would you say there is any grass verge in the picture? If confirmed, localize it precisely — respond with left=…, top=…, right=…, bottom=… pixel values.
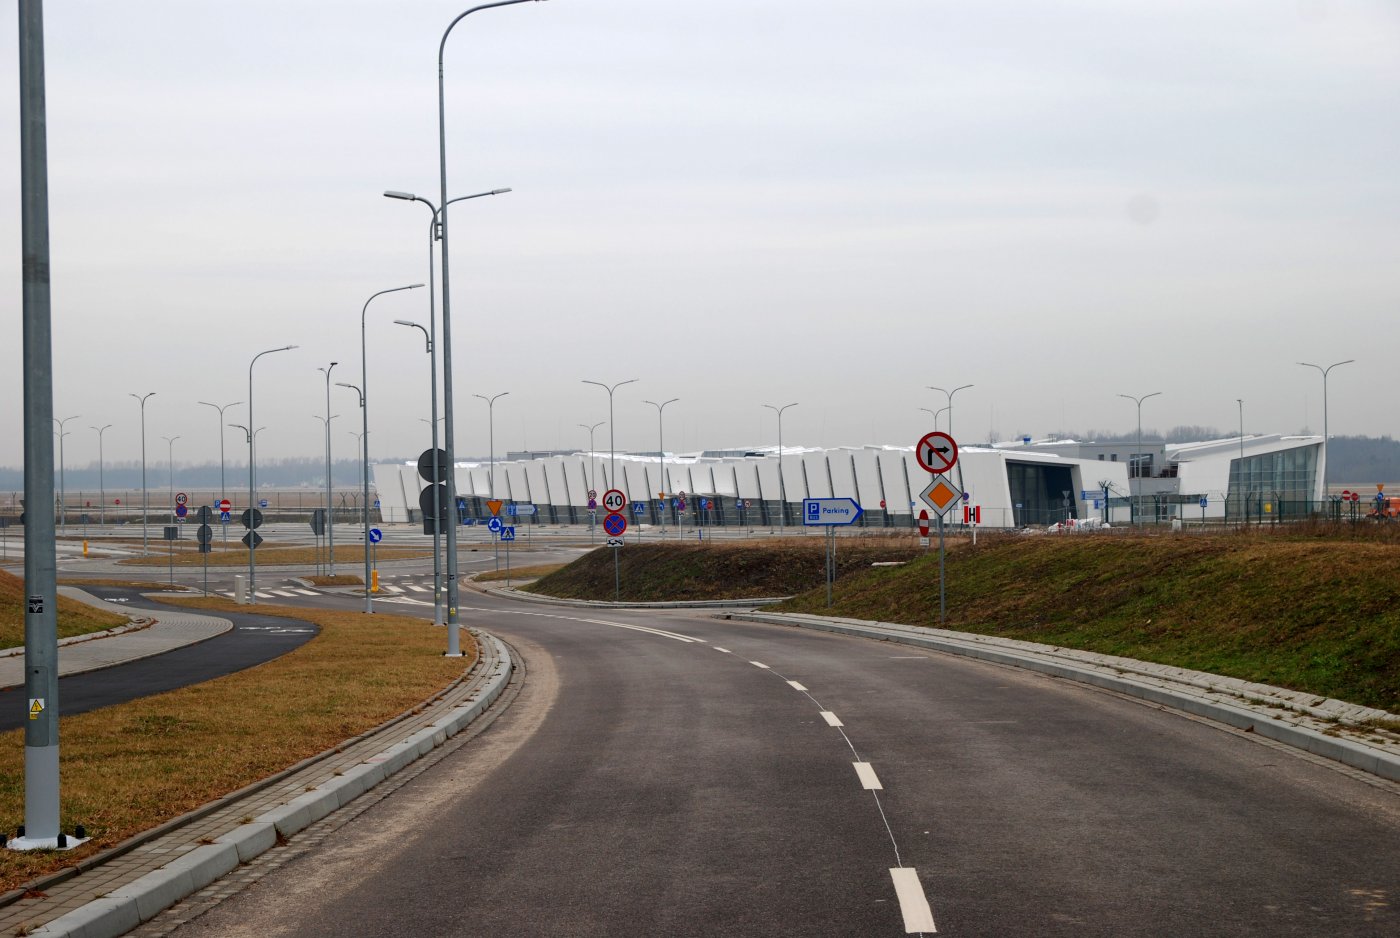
left=0, top=598, right=471, bottom=892
left=0, top=571, right=128, bottom=649
left=476, top=564, right=566, bottom=583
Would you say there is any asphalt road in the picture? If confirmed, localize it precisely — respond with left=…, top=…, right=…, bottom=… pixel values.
left=0, top=588, right=318, bottom=732
left=165, top=588, right=1400, bottom=937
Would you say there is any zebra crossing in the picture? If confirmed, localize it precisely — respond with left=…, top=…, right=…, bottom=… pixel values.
left=211, top=574, right=438, bottom=603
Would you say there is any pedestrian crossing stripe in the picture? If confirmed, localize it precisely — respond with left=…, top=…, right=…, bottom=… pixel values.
left=406, top=584, right=428, bottom=593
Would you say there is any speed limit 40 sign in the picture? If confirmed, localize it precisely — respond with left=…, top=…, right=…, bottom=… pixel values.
left=602, top=488, right=627, bottom=513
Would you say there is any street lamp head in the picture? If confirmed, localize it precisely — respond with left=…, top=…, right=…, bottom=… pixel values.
left=490, top=188, right=512, bottom=195
left=393, top=319, right=419, bottom=328
left=384, top=190, right=417, bottom=201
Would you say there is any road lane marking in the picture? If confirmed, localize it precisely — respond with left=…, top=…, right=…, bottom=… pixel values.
left=787, top=681, right=807, bottom=691
left=270, top=590, right=297, bottom=597
left=382, top=584, right=404, bottom=594
left=820, top=711, right=843, bottom=727
left=293, top=589, right=318, bottom=596
left=889, top=868, right=937, bottom=934
left=406, top=584, right=429, bottom=593
left=889, top=656, right=926, bottom=659
left=460, top=606, right=702, bottom=644
left=853, top=762, right=883, bottom=790
left=750, top=661, right=770, bottom=669
left=714, top=647, right=731, bottom=653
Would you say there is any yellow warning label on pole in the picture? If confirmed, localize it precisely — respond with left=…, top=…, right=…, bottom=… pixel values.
left=28, top=699, right=44, bottom=720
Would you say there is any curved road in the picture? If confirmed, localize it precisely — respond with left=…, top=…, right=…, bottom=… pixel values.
left=0, top=588, right=318, bottom=732
left=149, top=587, right=1400, bottom=936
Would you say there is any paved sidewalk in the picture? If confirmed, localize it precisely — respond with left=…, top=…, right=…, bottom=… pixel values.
left=0, top=589, right=231, bottom=691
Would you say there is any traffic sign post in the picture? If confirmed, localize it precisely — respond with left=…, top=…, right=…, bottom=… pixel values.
left=602, top=489, right=626, bottom=513
left=916, top=430, right=961, bottom=625
left=601, top=508, right=628, bottom=602
left=801, top=498, right=865, bottom=607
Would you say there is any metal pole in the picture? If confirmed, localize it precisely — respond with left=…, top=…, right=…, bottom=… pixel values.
left=91, top=424, right=110, bottom=527
left=927, top=385, right=973, bottom=440
left=19, top=0, right=62, bottom=846
left=53, top=415, right=76, bottom=533
left=198, top=401, right=239, bottom=551
left=763, top=403, right=798, bottom=532
left=583, top=380, right=638, bottom=494
left=130, top=392, right=155, bottom=555
left=644, top=399, right=678, bottom=534
left=1117, top=391, right=1161, bottom=525
left=398, top=322, right=444, bottom=625
left=358, top=285, right=423, bottom=614
left=248, top=346, right=295, bottom=602
left=162, top=435, right=179, bottom=525
left=320, top=365, right=337, bottom=578
left=440, top=1, right=540, bottom=656
left=1298, top=360, right=1353, bottom=499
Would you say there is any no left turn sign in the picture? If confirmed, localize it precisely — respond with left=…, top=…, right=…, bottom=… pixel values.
left=915, top=431, right=958, bottom=475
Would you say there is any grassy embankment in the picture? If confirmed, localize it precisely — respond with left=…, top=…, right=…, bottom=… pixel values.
left=0, top=570, right=128, bottom=648
left=525, top=532, right=1400, bottom=712
left=0, top=598, right=471, bottom=892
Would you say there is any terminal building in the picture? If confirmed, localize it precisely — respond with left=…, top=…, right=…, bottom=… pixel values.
left=373, top=433, right=1324, bottom=530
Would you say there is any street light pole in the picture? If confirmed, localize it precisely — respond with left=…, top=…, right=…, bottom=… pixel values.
left=52, top=414, right=77, bottom=533
left=197, top=400, right=241, bottom=513
left=91, top=424, right=111, bottom=526
left=437, top=0, right=540, bottom=648
left=643, top=399, right=678, bottom=534
left=161, top=435, right=180, bottom=524
left=337, top=382, right=370, bottom=610
left=1297, top=359, right=1354, bottom=498
left=1117, top=391, right=1162, bottom=523
left=315, top=366, right=337, bottom=578
left=396, top=323, right=446, bottom=625
left=248, top=345, right=296, bottom=602
left=927, top=384, right=973, bottom=439
left=763, top=402, right=798, bottom=531
left=583, top=379, right=638, bottom=492
left=129, top=392, right=155, bottom=555
left=473, top=392, right=509, bottom=499
left=578, top=421, right=605, bottom=493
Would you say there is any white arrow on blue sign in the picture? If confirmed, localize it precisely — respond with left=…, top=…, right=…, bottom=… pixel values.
left=368, top=528, right=383, bottom=543
left=802, top=498, right=863, bottom=526
left=487, top=517, right=503, bottom=533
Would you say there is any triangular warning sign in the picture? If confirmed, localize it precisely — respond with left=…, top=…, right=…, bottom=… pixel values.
left=486, top=500, right=504, bottom=516
left=29, top=699, right=43, bottom=715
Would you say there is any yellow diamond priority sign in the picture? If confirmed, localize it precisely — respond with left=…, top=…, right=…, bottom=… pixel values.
left=919, top=477, right=962, bottom=515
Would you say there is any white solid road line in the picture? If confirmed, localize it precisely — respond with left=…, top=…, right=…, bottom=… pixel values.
left=750, top=661, right=770, bottom=669
left=889, top=868, right=937, bottom=934
left=820, top=711, right=843, bottom=727
left=787, top=680, right=808, bottom=691
left=460, top=606, right=702, bottom=644
left=853, top=762, right=883, bottom=790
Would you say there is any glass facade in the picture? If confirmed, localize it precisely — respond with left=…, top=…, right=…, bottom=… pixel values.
left=1226, top=446, right=1318, bottom=519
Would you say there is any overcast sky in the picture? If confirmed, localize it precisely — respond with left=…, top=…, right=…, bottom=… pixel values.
left=3, top=0, right=1397, bottom=472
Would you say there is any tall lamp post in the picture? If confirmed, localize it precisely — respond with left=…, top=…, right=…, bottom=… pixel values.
left=397, top=323, right=445, bottom=626
left=927, top=384, right=973, bottom=438
left=383, top=187, right=510, bottom=652
left=1117, top=391, right=1162, bottom=523
left=129, top=392, right=155, bottom=554
left=52, top=414, right=77, bottom=533
left=161, top=435, right=179, bottom=524
left=317, top=365, right=337, bottom=578
left=1297, top=359, right=1353, bottom=499
left=578, top=421, right=605, bottom=492
left=583, top=379, right=638, bottom=492
left=473, top=392, right=509, bottom=499
left=337, top=381, right=371, bottom=611
left=197, top=400, right=241, bottom=509
left=354, top=285, right=423, bottom=615
left=643, top=398, right=678, bottom=533
left=247, top=345, right=296, bottom=602
left=919, top=406, right=950, bottom=434
left=437, top=0, right=542, bottom=653
left=763, top=402, right=798, bottom=531
left=90, top=423, right=111, bottom=526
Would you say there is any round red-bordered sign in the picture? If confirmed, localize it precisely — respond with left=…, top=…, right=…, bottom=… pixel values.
left=918, top=509, right=930, bottom=537
left=602, top=489, right=627, bottom=513
left=603, top=512, right=627, bottom=537
left=915, top=431, right=958, bottom=475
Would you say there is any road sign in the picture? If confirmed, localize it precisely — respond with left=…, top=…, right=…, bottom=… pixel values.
left=501, top=526, right=516, bottom=542
left=915, top=431, right=958, bottom=475
left=486, top=499, right=504, bottom=517
left=259, top=499, right=269, bottom=509
left=963, top=504, right=982, bottom=524
left=587, top=498, right=597, bottom=510
left=602, top=489, right=626, bottom=513
left=513, top=504, right=537, bottom=516
left=197, top=524, right=213, bottom=545
left=587, top=489, right=597, bottom=500
left=241, top=508, right=264, bottom=530
left=175, top=492, right=188, bottom=506
left=417, top=448, right=450, bottom=484
left=220, top=511, right=231, bottom=523
left=219, top=498, right=232, bottom=512
left=603, top=512, right=627, bottom=537
left=918, top=509, right=930, bottom=537
left=606, top=537, right=624, bottom=548
left=1199, top=497, right=1208, bottom=508
left=175, top=504, right=188, bottom=518
left=487, top=517, right=503, bottom=533
left=419, top=484, right=449, bottom=523
left=368, top=528, right=383, bottom=543
left=242, top=531, right=263, bottom=549
left=197, top=505, right=214, bottom=524
left=701, top=499, right=710, bottom=511
left=631, top=502, right=646, bottom=514
left=919, top=477, right=962, bottom=514
left=310, top=508, right=327, bottom=536
left=802, top=498, right=864, bottom=526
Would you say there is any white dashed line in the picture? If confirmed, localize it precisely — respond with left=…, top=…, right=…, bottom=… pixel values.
left=293, top=589, right=318, bottom=596
left=787, top=681, right=807, bottom=692
left=820, top=711, right=844, bottom=727
left=714, top=647, right=731, bottom=653
left=853, top=762, right=883, bottom=790
left=749, top=661, right=770, bottom=669
left=889, top=868, right=937, bottom=933
left=381, top=585, right=404, bottom=594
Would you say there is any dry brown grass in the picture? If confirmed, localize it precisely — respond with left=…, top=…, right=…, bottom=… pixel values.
left=0, top=571, right=128, bottom=649
left=474, top=564, right=566, bottom=583
left=0, top=599, right=472, bottom=891
left=118, top=546, right=429, bottom=567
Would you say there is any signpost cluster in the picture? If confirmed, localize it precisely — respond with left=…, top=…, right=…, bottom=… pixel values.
left=915, top=430, right=960, bottom=624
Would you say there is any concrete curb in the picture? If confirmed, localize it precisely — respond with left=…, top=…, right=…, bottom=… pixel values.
left=28, top=634, right=516, bottom=938
left=470, top=582, right=786, bottom=610
left=730, top=611, right=1400, bottom=784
